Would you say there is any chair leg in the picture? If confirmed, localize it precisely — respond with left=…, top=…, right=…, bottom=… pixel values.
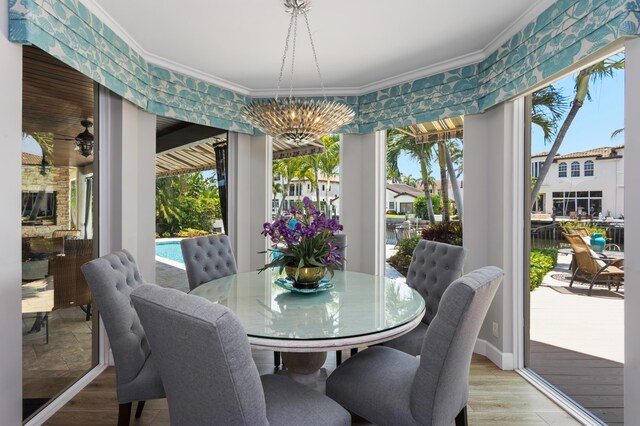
left=118, top=402, right=132, bottom=426
left=350, top=348, right=358, bottom=356
left=455, top=406, right=468, bottom=426
left=336, top=350, right=342, bottom=366
left=135, top=400, right=146, bottom=418
left=274, top=351, right=281, bottom=367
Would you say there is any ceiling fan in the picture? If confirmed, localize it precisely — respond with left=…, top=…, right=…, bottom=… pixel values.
left=55, top=120, right=94, bottom=158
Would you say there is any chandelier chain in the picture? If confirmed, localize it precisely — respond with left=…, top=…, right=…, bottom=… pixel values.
left=276, top=11, right=296, bottom=101
left=289, top=12, right=298, bottom=100
left=302, top=10, right=327, bottom=100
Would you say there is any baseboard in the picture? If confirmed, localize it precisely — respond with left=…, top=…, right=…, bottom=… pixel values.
left=474, top=338, right=514, bottom=370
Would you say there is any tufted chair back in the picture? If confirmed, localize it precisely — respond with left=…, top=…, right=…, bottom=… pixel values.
left=81, top=250, right=151, bottom=388
left=411, top=267, right=503, bottom=425
left=131, top=284, right=270, bottom=425
left=406, top=240, right=467, bottom=326
left=180, top=234, right=237, bottom=290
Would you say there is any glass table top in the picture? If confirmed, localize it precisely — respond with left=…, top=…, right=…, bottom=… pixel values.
left=189, top=270, right=425, bottom=341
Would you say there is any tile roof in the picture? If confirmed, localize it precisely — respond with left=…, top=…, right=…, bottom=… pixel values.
left=22, top=152, right=43, bottom=165
left=386, top=183, right=424, bottom=198
left=532, top=145, right=623, bottom=161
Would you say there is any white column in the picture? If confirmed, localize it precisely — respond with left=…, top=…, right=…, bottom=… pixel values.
left=0, top=0, right=23, bottom=421
left=624, top=37, right=640, bottom=422
left=98, top=89, right=157, bottom=280
left=464, top=99, right=525, bottom=370
left=228, top=132, right=271, bottom=272
left=340, top=131, right=386, bottom=276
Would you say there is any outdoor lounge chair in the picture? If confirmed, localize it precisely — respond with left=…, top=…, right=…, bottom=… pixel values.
left=564, top=233, right=624, bottom=296
left=49, top=239, right=94, bottom=320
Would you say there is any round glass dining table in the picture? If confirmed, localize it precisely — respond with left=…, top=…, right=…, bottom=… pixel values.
left=189, top=270, right=425, bottom=353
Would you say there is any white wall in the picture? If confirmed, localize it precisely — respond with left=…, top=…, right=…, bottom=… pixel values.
left=0, top=0, right=23, bottom=421
left=98, top=89, right=156, bottom=280
left=624, top=37, right=640, bottom=423
left=228, top=132, right=271, bottom=272
left=464, top=100, right=525, bottom=370
left=341, top=132, right=386, bottom=276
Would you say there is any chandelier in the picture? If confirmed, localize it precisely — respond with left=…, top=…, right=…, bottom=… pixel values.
left=75, top=120, right=94, bottom=157
left=241, top=0, right=354, bottom=146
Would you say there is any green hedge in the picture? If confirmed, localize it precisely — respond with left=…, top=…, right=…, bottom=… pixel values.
left=530, top=248, right=558, bottom=291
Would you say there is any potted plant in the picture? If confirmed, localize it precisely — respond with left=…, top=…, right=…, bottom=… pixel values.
left=259, top=197, right=344, bottom=288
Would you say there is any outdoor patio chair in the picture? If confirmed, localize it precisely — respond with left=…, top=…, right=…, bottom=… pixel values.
left=49, top=239, right=93, bottom=320
left=564, top=233, right=624, bottom=296
left=81, top=250, right=165, bottom=426
left=381, top=240, right=467, bottom=356
left=131, top=284, right=351, bottom=426
left=180, top=234, right=237, bottom=291
left=326, top=266, right=503, bottom=426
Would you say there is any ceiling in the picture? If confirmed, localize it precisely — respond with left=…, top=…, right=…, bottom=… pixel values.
left=90, top=0, right=550, bottom=94
left=23, top=46, right=95, bottom=167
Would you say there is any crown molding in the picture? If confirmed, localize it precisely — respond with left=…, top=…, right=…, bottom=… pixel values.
left=79, top=0, right=551, bottom=99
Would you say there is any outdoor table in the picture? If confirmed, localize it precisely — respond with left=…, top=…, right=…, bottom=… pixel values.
left=190, top=270, right=425, bottom=374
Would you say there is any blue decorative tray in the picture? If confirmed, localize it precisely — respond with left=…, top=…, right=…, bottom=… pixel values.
left=274, top=277, right=334, bottom=294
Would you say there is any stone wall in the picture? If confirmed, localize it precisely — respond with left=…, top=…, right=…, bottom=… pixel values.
left=21, top=165, right=70, bottom=238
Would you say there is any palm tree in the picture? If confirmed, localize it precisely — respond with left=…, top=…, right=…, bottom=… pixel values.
left=318, top=135, right=340, bottom=217
left=387, top=130, right=436, bottom=223
left=435, top=139, right=450, bottom=222
left=273, top=157, right=304, bottom=216
left=272, top=181, right=282, bottom=213
left=156, top=176, right=184, bottom=233
left=444, top=138, right=463, bottom=216
left=530, top=55, right=624, bottom=208
left=401, top=174, right=418, bottom=187
left=299, top=154, right=321, bottom=209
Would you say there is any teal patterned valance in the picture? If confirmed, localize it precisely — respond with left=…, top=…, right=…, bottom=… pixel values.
left=8, top=0, right=640, bottom=134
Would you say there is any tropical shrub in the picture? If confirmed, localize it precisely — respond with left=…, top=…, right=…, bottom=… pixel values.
left=414, top=196, right=428, bottom=219
left=388, top=236, right=420, bottom=276
left=560, top=221, right=607, bottom=237
left=421, top=221, right=463, bottom=246
left=530, top=248, right=558, bottom=291
left=175, top=228, right=210, bottom=238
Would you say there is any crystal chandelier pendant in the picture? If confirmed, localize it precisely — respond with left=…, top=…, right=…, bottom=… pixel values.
left=241, top=0, right=354, bottom=146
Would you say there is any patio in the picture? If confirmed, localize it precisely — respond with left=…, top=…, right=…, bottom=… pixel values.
left=530, top=253, right=624, bottom=425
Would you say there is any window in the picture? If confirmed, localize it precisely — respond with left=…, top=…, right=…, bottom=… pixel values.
left=571, top=161, right=580, bottom=177
left=388, top=202, right=395, bottom=211
left=289, top=184, right=295, bottom=196
left=551, top=191, right=603, bottom=217
left=399, top=202, right=414, bottom=214
left=22, top=191, right=57, bottom=223
left=558, top=162, right=567, bottom=177
left=531, top=161, right=543, bottom=178
left=322, top=184, right=325, bottom=192
left=584, top=160, right=594, bottom=177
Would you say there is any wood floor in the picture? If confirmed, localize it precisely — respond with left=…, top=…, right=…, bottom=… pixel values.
left=529, top=340, right=623, bottom=425
left=45, top=351, right=578, bottom=426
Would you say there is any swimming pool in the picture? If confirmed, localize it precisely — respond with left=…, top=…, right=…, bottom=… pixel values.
left=155, top=241, right=184, bottom=264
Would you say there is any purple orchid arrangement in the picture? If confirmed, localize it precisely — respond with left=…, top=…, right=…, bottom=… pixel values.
left=259, top=196, right=345, bottom=276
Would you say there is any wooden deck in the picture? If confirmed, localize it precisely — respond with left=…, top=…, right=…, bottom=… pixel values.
left=529, top=340, right=623, bottom=425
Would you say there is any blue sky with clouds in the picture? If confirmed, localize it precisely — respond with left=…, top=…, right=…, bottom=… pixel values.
left=397, top=66, right=625, bottom=180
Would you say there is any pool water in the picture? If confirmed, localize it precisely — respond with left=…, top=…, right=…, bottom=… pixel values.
left=155, top=241, right=184, bottom=264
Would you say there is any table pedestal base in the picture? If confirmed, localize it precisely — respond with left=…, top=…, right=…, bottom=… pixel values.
left=281, top=352, right=327, bottom=375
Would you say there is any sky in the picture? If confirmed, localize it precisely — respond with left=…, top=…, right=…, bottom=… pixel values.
left=396, top=65, right=625, bottom=180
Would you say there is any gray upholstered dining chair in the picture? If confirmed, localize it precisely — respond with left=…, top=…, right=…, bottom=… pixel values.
left=80, top=250, right=165, bottom=426
left=181, top=233, right=284, bottom=368
left=180, top=234, right=237, bottom=291
left=382, top=240, right=467, bottom=355
left=131, top=284, right=351, bottom=426
left=326, top=266, right=503, bottom=426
